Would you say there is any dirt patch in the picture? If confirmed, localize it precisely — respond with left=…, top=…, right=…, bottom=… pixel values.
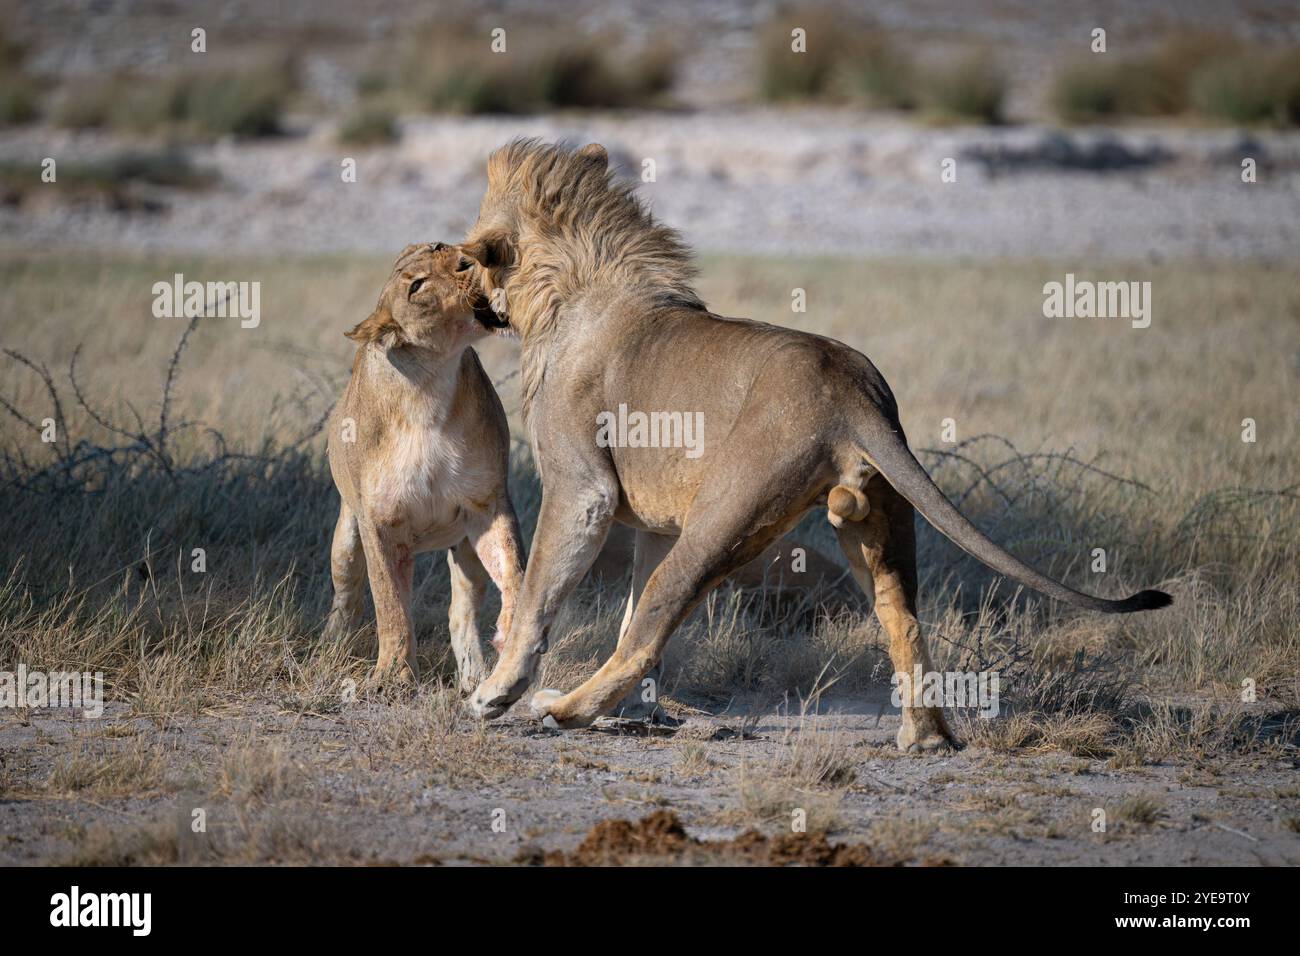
left=526, top=810, right=886, bottom=867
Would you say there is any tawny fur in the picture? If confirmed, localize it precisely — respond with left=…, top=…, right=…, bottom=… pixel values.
left=324, top=243, right=524, bottom=691
left=462, top=140, right=1169, bottom=750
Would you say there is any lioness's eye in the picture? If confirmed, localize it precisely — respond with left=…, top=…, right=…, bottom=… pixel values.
left=408, top=277, right=426, bottom=295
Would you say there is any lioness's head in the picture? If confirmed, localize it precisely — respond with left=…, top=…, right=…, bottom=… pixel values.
left=345, top=242, right=508, bottom=351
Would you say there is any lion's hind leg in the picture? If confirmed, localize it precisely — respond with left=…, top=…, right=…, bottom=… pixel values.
left=612, top=530, right=675, bottom=719
left=834, top=476, right=959, bottom=753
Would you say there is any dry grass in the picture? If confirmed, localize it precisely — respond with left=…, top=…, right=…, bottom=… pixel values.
left=45, top=736, right=171, bottom=797
left=1115, top=794, right=1164, bottom=828
left=956, top=697, right=1298, bottom=764
left=675, top=740, right=717, bottom=775
left=867, top=815, right=938, bottom=863
left=769, top=672, right=859, bottom=788
left=0, top=250, right=1296, bottom=764
left=214, top=740, right=307, bottom=803
left=63, top=807, right=359, bottom=866
left=348, top=686, right=525, bottom=785
left=729, top=763, right=844, bottom=836
left=956, top=711, right=1116, bottom=758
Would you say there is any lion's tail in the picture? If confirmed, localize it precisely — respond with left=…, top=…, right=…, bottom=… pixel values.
left=847, top=432, right=1172, bottom=614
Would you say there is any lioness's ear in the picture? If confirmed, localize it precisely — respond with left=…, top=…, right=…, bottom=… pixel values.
left=460, top=230, right=513, bottom=270
left=577, top=142, right=608, bottom=168
left=344, top=305, right=404, bottom=345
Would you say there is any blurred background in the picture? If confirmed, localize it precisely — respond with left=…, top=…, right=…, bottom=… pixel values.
left=1, top=0, right=1299, bottom=259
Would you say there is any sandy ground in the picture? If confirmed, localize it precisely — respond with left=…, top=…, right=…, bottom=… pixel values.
left=3, top=693, right=1297, bottom=866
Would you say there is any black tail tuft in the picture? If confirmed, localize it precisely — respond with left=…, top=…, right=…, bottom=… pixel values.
left=1112, top=589, right=1173, bottom=613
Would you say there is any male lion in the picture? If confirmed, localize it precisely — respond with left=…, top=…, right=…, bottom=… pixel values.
left=325, top=242, right=523, bottom=690
left=461, top=141, right=1170, bottom=751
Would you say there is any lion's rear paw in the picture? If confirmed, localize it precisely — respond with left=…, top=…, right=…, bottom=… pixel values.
left=897, top=708, right=960, bottom=754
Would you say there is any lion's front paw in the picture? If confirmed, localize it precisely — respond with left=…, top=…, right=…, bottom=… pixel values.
left=903, top=732, right=958, bottom=754
left=530, top=688, right=566, bottom=727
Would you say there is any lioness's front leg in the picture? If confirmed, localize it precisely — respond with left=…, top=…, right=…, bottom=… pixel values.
left=324, top=502, right=367, bottom=643
left=468, top=477, right=617, bottom=718
left=358, top=522, right=418, bottom=683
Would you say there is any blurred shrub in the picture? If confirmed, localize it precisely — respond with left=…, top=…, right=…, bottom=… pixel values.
left=757, top=8, right=845, bottom=101
left=1053, top=35, right=1300, bottom=126
left=51, top=60, right=295, bottom=137
left=919, top=52, right=1005, bottom=123
left=1190, top=48, right=1300, bottom=125
left=842, top=31, right=919, bottom=110
left=50, top=80, right=115, bottom=129
left=0, top=24, right=39, bottom=126
left=0, top=73, right=39, bottom=126
left=0, top=148, right=215, bottom=209
left=1051, top=35, right=1226, bottom=121
left=1051, top=61, right=1122, bottom=120
left=337, top=105, right=399, bottom=145
left=95, top=149, right=217, bottom=188
left=390, top=23, right=675, bottom=114
left=180, top=63, right=292, bottom=136
left=757, top=11, right=1004, bottom=122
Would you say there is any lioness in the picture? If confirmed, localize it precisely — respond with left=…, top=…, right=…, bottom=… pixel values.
left=325, top=242, right=523, bottom=690
left=461, top=141, right=1170, bottom=750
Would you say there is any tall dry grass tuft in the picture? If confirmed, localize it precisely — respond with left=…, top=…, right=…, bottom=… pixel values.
left=349, top=686, right=525, bottom=785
